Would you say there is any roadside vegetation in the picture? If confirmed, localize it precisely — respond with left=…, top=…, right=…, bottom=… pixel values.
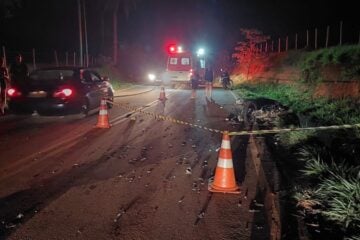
left=96, top=65, right=134, bottom=91
left=233, top=45, right=360, bottom=239
left=236, top=83, right=360, bottom=239
left=236, top=83, right=360, bottom=125
left=290, top=45, right=360, bottom=84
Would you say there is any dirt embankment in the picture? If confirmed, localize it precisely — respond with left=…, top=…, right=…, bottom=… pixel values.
left=232, top=50, right=360, bottom=99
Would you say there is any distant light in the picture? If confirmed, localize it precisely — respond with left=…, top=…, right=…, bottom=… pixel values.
left=177, top=46, right=183, bottom=53
left=197, top=48, right=205, bottom=56
left=148, top=73, right=156, bottom=81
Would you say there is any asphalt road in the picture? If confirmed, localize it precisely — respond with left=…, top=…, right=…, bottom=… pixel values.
left=0, top=85, right=281, bottom=240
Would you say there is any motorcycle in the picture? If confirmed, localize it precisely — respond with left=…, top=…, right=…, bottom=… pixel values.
left=220, top=72, right=233, bottom=90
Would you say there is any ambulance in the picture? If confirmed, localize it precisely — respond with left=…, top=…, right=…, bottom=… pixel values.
left=162, top=45, right=205, bottom=87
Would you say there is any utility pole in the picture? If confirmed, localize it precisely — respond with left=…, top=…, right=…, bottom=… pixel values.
left=2, top=46, right=7, bottom=67
left=77, top=0, right=83, bottom=67
left=83, top=0, right=89, bottom=67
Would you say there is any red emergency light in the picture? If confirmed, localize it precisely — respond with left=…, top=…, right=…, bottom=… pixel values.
left=168, top=44, right=176, bottom=54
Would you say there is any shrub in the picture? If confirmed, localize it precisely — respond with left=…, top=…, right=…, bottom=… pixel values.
left=296, top=145, right=360, bottom=238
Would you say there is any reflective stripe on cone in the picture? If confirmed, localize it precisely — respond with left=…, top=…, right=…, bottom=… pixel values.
left=209, top=131, right=240, bottom=194
left=96, top=98, right=111, bottom=129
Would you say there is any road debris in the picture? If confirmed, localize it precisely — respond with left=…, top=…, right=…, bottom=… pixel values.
left=244, top=188, right=248, bottom=199
left=113, top=209, right=125, bottom=222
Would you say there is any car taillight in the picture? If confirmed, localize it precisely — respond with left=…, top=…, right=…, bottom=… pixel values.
left=7, top=87, right=22, bottom=97
left=53, top=88, right=74, bottom=99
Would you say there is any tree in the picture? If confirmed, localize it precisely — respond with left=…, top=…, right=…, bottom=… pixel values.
left=232, top=29, right=270, bottom=80
left=0, top=0, right=22, bottom=20
left=99, top=0, right=139, bottom=65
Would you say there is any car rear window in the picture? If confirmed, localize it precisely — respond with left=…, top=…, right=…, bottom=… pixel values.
left=29, top=70, right=75, bottom=81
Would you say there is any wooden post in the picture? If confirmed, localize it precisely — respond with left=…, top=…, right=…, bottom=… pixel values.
left=326, top=26, right=330, bottom=48
left=278, top=38, right=281, bottom=53
left=295, top=33, right=298, bottom=50
left=65, top=52, right=69, bottom=66
left=54, top=50, right=59, bottom=66
left=339, top=21, right=342, bottom=46
left=265, top=41, right=268, bottom=52
left=306, top=29, right=309, bottom=48
left=32, top=48, right=36, bottom=70
left=271, top=41, right=274, bottom=52
left=286, top=36, right=289, bottom=51
left=73, top=52, right=76, bottom=66
left=315, top=28, right=318, bottom=49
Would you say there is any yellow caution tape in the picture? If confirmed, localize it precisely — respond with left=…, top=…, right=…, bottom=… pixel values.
left=107, top=100, right=360, bottom=136
left=108, top=100, right=224, bottom=133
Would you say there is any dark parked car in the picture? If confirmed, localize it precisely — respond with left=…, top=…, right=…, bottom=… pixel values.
left=7, top=67, right=114, bottom=115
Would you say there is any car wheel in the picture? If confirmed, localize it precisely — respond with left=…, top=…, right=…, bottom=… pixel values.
left=81, top=98, right=90, bottom=116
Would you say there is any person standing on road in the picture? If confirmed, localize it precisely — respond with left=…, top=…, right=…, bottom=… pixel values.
left=10, top=53, right=28, bottom=86
left=190, top=68, right=200, bottom=99
left=204, top=66, right=214, bottom=98
left=0, top=57, right=9, bottom=114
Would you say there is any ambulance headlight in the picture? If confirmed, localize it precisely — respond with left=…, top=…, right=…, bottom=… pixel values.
left=148, top=73, right=156, bottom=81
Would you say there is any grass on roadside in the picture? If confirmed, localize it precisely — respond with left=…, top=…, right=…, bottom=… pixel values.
left=236, top=82, right=360, bottom=239
left=295, top=45, right=360, bottom=83
left=235, top=83, right=360, bottom=125
left=295, top=145, right=360, bottom=238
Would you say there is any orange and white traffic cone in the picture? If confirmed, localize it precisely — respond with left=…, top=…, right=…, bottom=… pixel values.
left=209, top=131, right=240, bottom=194
left=96, top=98, right=111, bottom=128
left=159, top=86, right=167, bottom=101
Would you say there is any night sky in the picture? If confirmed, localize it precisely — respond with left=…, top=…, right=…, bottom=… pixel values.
left=0, top=0, right=359, bottom=58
